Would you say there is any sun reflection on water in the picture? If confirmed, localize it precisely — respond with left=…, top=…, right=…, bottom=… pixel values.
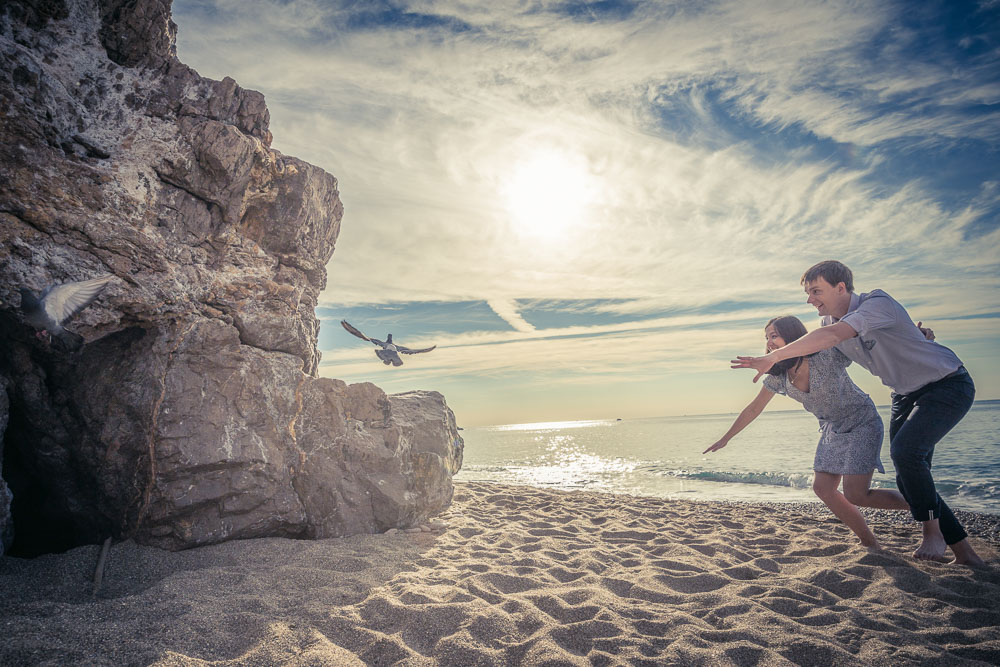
left=488, top=419, right=616, bottom=432
left=494, top=432, right=637, bottom=490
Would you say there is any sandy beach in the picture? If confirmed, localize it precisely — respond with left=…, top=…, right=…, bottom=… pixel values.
left=2, top=481, right=1000, bottom=666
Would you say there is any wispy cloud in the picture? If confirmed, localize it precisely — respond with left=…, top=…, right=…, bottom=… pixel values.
left=487, top=299, right=536, bottom=332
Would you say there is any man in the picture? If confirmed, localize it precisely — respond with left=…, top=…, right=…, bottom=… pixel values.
left=732, top=260, right=984, bottom=567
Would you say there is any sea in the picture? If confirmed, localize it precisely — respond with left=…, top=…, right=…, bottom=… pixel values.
left=455, top=400, right=1000, bottom=516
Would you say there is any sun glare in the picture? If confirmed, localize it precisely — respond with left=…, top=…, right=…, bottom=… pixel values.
left=501, top=150, right=595, bottom=241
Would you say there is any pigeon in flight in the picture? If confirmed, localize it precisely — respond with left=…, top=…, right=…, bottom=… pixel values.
left=19, top=275, right=114, bottom=349
left=340, top=320, right=436, bottom=367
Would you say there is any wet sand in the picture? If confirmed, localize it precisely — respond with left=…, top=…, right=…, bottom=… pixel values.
left=2, top=481, right=1000, bottom=665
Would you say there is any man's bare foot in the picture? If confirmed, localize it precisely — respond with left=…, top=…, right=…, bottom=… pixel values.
left=951, top=539, right=987, bottom=568
left=914, top=533, right=949, bottom=561
left=953, top=553, right=987, bottom=568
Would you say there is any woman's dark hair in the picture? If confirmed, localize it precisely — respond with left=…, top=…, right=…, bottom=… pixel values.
left=765, top=315, right=808, bottom=376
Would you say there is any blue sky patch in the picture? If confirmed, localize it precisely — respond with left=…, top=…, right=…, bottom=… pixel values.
left=550, top=0, right=640, bottom=23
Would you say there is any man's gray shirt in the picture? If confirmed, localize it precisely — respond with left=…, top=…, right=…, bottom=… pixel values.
left=822, top=290, right=963, bottom=395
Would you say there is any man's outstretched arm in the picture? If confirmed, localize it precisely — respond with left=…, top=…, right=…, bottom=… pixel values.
left=731, top=321, right=857, bottom=382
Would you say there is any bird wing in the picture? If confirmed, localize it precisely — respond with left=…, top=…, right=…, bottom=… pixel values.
left=341, top=320, right=385, bottom=345
left=341, top=319, right=371, bottom=341
left=397, top=344, right=436, bottom=355
left=42, top=275, right=113, bottom=325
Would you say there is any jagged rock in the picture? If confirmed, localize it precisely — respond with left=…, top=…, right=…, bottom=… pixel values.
left=99, top=0, right=175, bottom=69
left=0, top=0, right=463, bottom=554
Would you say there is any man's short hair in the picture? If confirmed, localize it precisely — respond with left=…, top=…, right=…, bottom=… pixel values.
left=801, top=260, right=854, bottom=292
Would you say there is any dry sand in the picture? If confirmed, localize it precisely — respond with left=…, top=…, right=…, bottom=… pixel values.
left=2, top=481, right=1000, bottom=666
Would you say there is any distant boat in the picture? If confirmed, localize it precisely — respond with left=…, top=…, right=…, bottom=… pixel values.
left=616, top=418, right=623, bottom=421
left=457, top=427, right=464, bottom=431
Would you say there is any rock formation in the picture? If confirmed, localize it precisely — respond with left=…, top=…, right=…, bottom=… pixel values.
left=0, top=0, right=463, bottom=555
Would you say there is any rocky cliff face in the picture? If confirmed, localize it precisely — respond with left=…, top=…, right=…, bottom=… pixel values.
left=0, top=0, right=463, bottom=555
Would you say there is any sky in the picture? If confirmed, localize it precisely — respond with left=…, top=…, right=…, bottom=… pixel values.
left=171, top=0, right=1000, bottom=427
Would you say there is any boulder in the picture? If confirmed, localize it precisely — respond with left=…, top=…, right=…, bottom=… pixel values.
left=0, top=0, right=463, bottom=554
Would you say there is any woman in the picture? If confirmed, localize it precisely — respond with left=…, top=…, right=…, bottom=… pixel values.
left=704, top=316, right=909, bottom=550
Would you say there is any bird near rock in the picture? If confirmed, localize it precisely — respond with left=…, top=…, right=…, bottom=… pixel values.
left=19, top=274, right=114, bottom=350
left=340, top=320, right=436, bottom=367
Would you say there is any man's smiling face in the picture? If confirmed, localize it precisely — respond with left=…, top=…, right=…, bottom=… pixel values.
left=804, top=277, right=851, bottom=320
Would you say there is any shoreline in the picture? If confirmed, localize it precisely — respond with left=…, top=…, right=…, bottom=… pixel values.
left=3, top=480, right=1000, bottom=665
left=456, top=478, right=1000, bottom=544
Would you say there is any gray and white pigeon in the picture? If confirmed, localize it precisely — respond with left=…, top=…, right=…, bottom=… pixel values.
left=341, top=319, right=436, bottom=367
left=19, top=275, right=114, bottom=349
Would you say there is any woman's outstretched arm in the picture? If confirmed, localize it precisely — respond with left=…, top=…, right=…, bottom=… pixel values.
left=703, top=386, right=776, bottom=453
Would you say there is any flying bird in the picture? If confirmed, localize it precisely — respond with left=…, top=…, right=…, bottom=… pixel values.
left=19, top=274, right=114, bottom=349
left=340, top=320, right=436, bottom=367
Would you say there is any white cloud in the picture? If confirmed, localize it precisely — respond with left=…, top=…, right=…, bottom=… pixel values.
left=486, top=298, right=536, bottom=332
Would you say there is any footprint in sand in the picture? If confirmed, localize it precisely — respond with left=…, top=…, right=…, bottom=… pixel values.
left=777, top=637, right=857, bottom=664
left=649, top=559, right=703, bottom=573
left=720, top=565, right=764, bottom=581
left=625, top=583, right=686, bottom=604
left=549, top=567, right=588, bottom=583
left=561, top=589, right=599, bottom=606
left=549, top=619, right=624, bottom=655
left=787, top=543, right=851, bottom=558
left=600, top=577, right=634, bottom=597
left=527, top=593, right=602, bottom=624
left=459, top=562, right=491, bottom=573
left=700, top=602, right=754, bottom=626
left=758, top=595, right=815, bottom=618
left=465, top=608, right=521, bottom=644
left=600, top=530, right=659, bottom=542
left=805, top=568, right=876, bottom=599
left=653, top=572, right=731, bottom=593
left=477, top=572, right=543, bottom=594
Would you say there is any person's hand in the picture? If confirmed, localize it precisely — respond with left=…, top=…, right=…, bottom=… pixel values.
left=916, top=321, right=935, bottom=341
left=703, top=440, right=728, bottom=454
left=731, top=354, right=774, bottom=382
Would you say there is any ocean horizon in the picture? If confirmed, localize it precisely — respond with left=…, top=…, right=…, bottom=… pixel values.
left=456, top=399, right=1000, bottom=515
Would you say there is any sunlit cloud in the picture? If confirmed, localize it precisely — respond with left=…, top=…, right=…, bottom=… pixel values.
left=486, top=299, right=535, bottom=333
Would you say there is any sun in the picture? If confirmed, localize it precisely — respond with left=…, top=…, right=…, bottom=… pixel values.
left=501, top=149, right=595, bottom=242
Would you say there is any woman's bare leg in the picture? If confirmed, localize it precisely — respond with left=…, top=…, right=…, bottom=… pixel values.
left=842, top=473, right=910, bottom=510
left=812, top=472, right=880, bottom=549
